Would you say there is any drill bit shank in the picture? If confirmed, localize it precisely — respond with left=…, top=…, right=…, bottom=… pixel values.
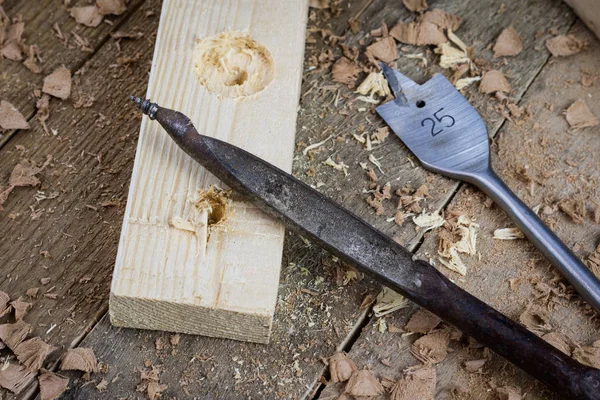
left=130, top=97, right=600, bottom=400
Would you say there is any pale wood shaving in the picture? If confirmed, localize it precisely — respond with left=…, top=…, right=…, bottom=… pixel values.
left=373, top=287, right=408, bottom=317
left=493, top=227, right=524, bottom=240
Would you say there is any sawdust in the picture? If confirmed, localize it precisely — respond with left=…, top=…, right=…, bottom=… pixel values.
left=545, top=34, right=585, bottom=57
left=331, top=56, right=361, bottom=86
left=0, top=363, right=35, bottom=394
left=404, top=308, right=441, bottom=333
left=402, top=0, right=428, bottom=12
left=328, top=352, right=357, bottom=383
left=38, top=370, right=69, bottom=400
left=0, top=100, right=29, bottom=130
left=70, top=6, right=104, bottom=28
left=493, top=26, right=523, bottom=57
left=43, top=66, right=72, bottom=100
left=0, top=320, right=32, bottom=350
left=344, top=369, right=384, bottom=398
left=479, top=70, right=511, bottom=94
left=541, top=331, right=572, bottom=355
left=60, top=348, right=99, bottom=373
left=97, top=0, right=127, bottom=15
left=390, top=366, right=436, bottom=400
left=14, top=337, right=57, bottom=372
left=193, top=31, right=275, bottom=99
left=366, top=36, right=398, bottom=63
left=411, top=330, right=450, bottom=364
left=572, top=340, right=600, bottom=368
left=564, top=99, right=598, bottom=130
left=193, top=186, right=232, bottom=228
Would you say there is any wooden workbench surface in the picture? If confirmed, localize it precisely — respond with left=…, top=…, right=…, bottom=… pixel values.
left=0, top=0, right=598, bottom=399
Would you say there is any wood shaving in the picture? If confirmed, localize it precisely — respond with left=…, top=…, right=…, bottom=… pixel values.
left=404, top=309, right=441, bottom=333
left=455, top=76, right=480, bottom=90
left=479, top=70, right=511, bottom=94
left=23, top=44, right=42, bottom=74
left=39, top=370, right=69, bottom=400
left=372, top=127, right=390, bottom=143
left=0, top=100, right=30, bottom=130
left=420, top=9, right=461, bottom=31
left=355, top=72, right=391, bottom=98
left=1, top=39, right=23, bottom=60
left=0, top=291, right=9, bottom=316
left=70, top=6, right=104, bottom=27
left=323, top=157, right=349, bottom=176
left=564, top=99, right=598, bottom=130
left=328, top=352, right=357, bottom=383
left=10, top=298, right=31, bottom=321
left=390, top=21, right=446, bottom=46
left=43, top=66, right=72, bottom=100
left=0, top=363, right=35, bottom=394
left=136, top=366, right=168, bottom=400
left=331, top=57, right=360, bottom=86
left=411, top=330, right=450, bottom=364
left=402, top=0, right=428, bottom=12
left=302, top=135, right=332, bottom=156
left=404, top=52, right=428, bottom=67
left=438, top=247, right=466, bottom=275
left=545, top=35, right=584, bottom=57
left=345, top=369, right=384, bottom=397
left=573, top=340, right=600, bottom=369
left=463, top=359, right=486, bottom=372
left=558, top=198, right=586, bottom=223
left=373, top=287, right=408, bottom=317
left=413, top=212, right=445, bottom=232
left=493, top=227, right=524, bottom=239
left=14, top=337, right=56, bottom=372
left=493, top=27, right=523, bottom=57
left=366, top=36, right=398, bottom=63
left=368, top=154, right=384, bottom=174
left=435, top=42, right=469, bottom=69
left=390, top=366, right=436, bottom=400
left=0, top=156, right=52, bottom=210
left=542, top=332, right=571, bottom=355
left=0, top=320, right=32, bottom=350
left=97, top=0, right=127, bottom=15
left=60, top=348, right=99, bottom=373
left=496, top=386, right=522, bottom=400
left=308, top=0, right=329, bottom=9
left=519, top=305, right=551, bottom=333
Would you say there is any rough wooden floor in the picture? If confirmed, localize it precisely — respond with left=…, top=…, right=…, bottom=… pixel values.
left=0, top=0, right=598, bottom=399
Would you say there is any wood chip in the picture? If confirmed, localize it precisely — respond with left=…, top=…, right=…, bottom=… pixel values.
left=402, top=0, right=428, bottom=12
left=493, top=27, right=523, bottom=57
left=328, top=352, right=357, bottom=383
left=39, top=370, right=69, bottom=400
left=137, top=366, right=168, bottom=400
left=564, top=99, right=598, bottom=130
left=366, top=36, right=398, bottom=63
left=496, top=386, right=522, bottom=400
left=70, top=6, right=104, bottom=27
left=97, top=0, right=127, bottom=15
left=420, top=9, right=461, bottom=31
left=10, top=298, right=31, bottom=321
left=345, top=369, right=384, bottom=397
left=0, top=100, right=30, bottom=130
left=43, top=66, right=72, bottom=100
left=558, top=198, right=586, bottom=223
left=479, top=70, right=511, bottom=94
left=463, top=359, right=487, bottom=372
left=0, top=290, right=10, bottom=316
left=331, top=57, right=360, bottom=86
left=390, top=21, right=447, bottom=46
left=546, top=35, right=584, bottom=57
left=391, top=366, right=436, bottom=400
left=411, top=330, right=450, bottom=364
left=0, top=363, right=35, bottom=394
left=14, top=337, right=57, bottom=372
left=519, top=305, right=551, bottom=333
left=60, top=348, right=99, bottom=373
left=0, top=320, right=32, bottom=350
left=1, top=39, right=23, bottom=60
left=405, top=309, right=441, bottom=333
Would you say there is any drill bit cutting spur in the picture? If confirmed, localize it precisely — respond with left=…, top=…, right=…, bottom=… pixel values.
left=129, top=64, right=600, bottom=399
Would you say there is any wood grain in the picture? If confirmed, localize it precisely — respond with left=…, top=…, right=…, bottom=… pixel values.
left=110, top=0, right=309, bottom=343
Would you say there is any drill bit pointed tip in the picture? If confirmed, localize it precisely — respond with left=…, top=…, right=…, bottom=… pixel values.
left=129, top=95, right=159, bottom=120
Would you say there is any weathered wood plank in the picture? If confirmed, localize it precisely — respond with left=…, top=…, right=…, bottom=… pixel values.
left=0, top=1, right=161, bottom=398
left=323, top=20, right=600, bottom=400
left=0, top=0, right=148, bottom=147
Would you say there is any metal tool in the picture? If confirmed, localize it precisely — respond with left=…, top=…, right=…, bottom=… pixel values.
left=129, top=96, right=600, bottom=399
left=377, top=63, right=600, bottom=316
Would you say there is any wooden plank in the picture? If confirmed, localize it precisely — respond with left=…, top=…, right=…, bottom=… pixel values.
left=322, top=20, right=600, bottom=400
left=565, top=0, right=600, bottom=39
left=0, top=2, right=161, bottom=399
left=0, top=0, right=148, bottom=148
left=109, top=0, right=309, bottom=343
left=57, top=0, right=580, bottom=398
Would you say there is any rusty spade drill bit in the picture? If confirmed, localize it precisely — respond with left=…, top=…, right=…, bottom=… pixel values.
left=129, top=96, right=600, bottom=400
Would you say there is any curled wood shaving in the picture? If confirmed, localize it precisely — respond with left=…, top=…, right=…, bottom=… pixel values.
left=328, top=352, right=357, bottom=383
left=303, top=135, right=333, bottom=156
left=39, top=370, right=69, bottom=400
left=0, top=320, right=32, bottom=350
left=60, top=348, right=98, bottom=373
left=0, top=363, right=35, bottom=394
left=70, top=6, right=104, bottom=27
left=493, top=227, right=524, bottom=240
left=479, top=70, right=511, bottom=94
left=413, top=212, right=445, bottom=232
left=420, top=9, right=461, bottom=31
left=402, top=0, right=428, bottom=12
left=564, top=99, right=598, bottom=130
left=14, top=337, right=57, bottom=372
left=545, top=34, right=584, bottom=57
left=331, top=57, right=360, bottom=86
left=405, top=309, right=441, bottom=334
left=366, top=36, right=398, bottom=63
left=97, top=0, right=127, bottom=15
left=493, top=27, right=523, bottom=57
left=455, top=76, right=480, bottom=90
left=438, top=247, right=466, bottom=275
left=345, top=369, right=384, bottom=397
left=435, top=42, right=469, bottom=69
left=323, top=157, right=349, bottom=176
left=404, top=52, right=428, bottom=67
left=390, top=21, right=446, bottom=46
left=0, top=100, right=30, bottom=130
left=355, top=72, right=391, bottom=98
left=373, top=287, right=408, bottom=317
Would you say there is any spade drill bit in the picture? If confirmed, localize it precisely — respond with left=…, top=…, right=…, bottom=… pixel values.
left=130, top=96, right=600, bottom=399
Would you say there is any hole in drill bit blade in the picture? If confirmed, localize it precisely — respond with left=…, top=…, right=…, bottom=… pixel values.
left=416, top=100, right=426, bottom=108
left=192, top=31, right=275, bottom=99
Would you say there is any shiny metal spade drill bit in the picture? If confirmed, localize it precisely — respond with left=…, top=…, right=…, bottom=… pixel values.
left=129, top=96, right=600, bottom=399
left=377, top=63, right=600, bottom=315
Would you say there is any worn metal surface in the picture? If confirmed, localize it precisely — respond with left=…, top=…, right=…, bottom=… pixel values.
left=130, top=98, right=600, bottom=400
left=377, top=65, right=600, bottom=315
